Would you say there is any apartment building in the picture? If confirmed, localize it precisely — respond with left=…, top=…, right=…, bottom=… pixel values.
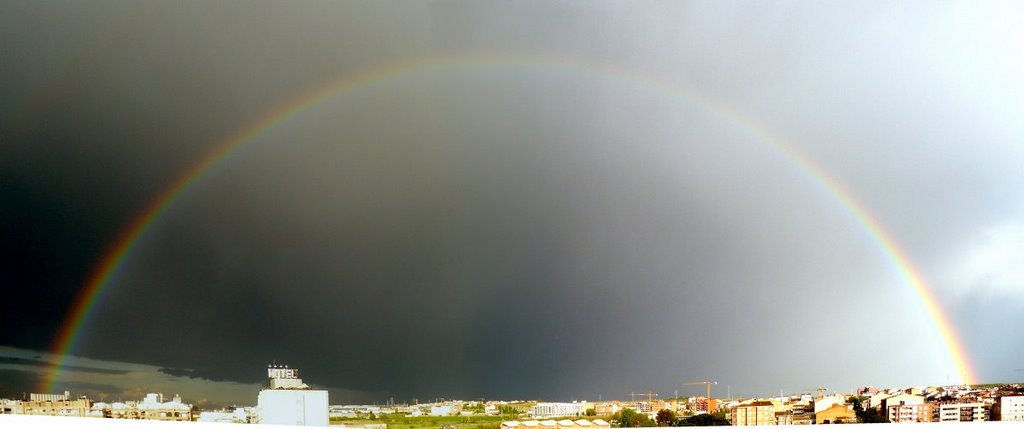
left=732, top=401, right=775, bottom=426
left=939, top=402, right=988, bottom=422
left=531, top=402, right=588, bottom=418
left=997, top=396, right=1024, bottom=421
left=888, top=402, right=935, bottom=423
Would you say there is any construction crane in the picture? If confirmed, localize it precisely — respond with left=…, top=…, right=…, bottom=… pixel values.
left=629, top=391, right=658, bottom=403
left=802, top=387, right=829, bottom=398
left=682, top=381, right=717, bottom=401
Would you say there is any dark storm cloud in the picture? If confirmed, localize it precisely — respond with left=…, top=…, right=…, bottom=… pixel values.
left=0, top=356, right=129, bottom=375
left=3, top=0, right=1022, bottom=404
left=0, top=370, right=37, bottom=399
left=0, top=368, right=116, bottom=400
left=0, top=368, right=117, bottom=402
left=61, top=382, right=123, bottom=396
left=0, top=346, right=272, bottom=408
left=158, top=367, right=232, bottom=383
left=2, top=1, right=435, bottom=351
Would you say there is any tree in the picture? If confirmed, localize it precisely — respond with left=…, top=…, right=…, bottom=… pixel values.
left=848, top=395, right=888, bottom=423
left=846, top=396, right=862, bottom=411
left=678, top=413, right=729, bottom=426
left=655, top=409, right=677, bottom=427
left=857, top=408, right=889, bottom=424
left=585, top=409, right=597, bottom=417
left=613, top=408, right=652, bottom=428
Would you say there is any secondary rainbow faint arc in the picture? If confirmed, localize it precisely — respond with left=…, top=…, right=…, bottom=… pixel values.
left=43, top=53, right=977, bottom=391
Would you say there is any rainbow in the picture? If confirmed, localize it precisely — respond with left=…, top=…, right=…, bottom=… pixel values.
left=42, top=53, right=977, bottom=391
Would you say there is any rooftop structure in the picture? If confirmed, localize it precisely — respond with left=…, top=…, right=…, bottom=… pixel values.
left=257, top=364, right=328, bottom=426
left=267, top=364, right=310, bottom=390
left=29, top=392, right=70, bottom=402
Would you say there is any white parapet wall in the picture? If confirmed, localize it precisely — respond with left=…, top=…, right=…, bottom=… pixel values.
left=4, top=415, right=1024, bottom=429
left=0, top=414, right=317, bottom=429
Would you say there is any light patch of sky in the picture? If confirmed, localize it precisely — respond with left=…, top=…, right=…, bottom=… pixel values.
left=932, top=1, right=1024, bottom=159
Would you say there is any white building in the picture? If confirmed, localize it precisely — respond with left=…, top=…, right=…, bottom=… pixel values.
left=813, top=395, right=846, bottom=414
left=530, top=402, right=587, bottom=418
left=999, top=396, right=1024, bottom=421
left=257, top=365, right=329, bottom=426
left=0, top=399, right=24, bottom=414
left=866, top=391, right=894, bottom=410
left=881, top=393, right=924, bottom=409
left=329, top=405, right=359, bottom=418
left=939, top=402, right=988, bottom=422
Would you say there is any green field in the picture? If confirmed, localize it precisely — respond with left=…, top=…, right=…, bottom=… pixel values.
left=330, top=414, right=510, bottom=429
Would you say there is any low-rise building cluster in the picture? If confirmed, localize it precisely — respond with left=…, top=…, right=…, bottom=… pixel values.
left=721, top=384, right=1024, bottom=425
left=521, top=384, right=1024, bottom=425
left=326, top=399, right=518, bottom=419
left=586, top=397, right=717, bottom=418
left=0, top=390, right=192, bottom=421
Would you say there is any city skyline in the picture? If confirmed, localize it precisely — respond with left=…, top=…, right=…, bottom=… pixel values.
left=3, top=1, right=1023, bottom=407
left=0, top=345, right=1019, bottom=409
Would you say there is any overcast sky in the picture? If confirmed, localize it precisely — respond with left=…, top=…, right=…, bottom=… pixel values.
left=2, top=1, right=1022, bottom=407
